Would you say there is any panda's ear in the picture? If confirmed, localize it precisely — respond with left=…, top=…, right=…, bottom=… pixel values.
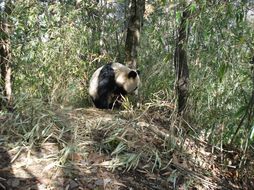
left=128, top=70, right=137, bottom=78
left=137, top=70, right=140, bottom=75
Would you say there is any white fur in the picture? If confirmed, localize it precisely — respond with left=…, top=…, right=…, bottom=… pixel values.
left=88, top=66, right=103, bottom=99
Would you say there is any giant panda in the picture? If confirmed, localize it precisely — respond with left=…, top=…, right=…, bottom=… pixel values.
left=88, top=62, right=141, bottom=109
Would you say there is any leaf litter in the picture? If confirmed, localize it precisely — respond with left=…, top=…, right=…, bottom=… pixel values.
left=0, top=104, right=253, bottom=190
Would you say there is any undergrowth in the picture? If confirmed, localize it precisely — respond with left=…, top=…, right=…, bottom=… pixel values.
left=0, top=94, right=176, bottom=169
left=1, top=90, right=254, bottom=189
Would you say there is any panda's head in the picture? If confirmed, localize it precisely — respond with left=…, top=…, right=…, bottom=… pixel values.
left=112, top=63, right=141, bottom=94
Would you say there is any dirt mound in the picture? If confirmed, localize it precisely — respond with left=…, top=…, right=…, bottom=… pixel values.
left=1, top=107, right=253, bottom=189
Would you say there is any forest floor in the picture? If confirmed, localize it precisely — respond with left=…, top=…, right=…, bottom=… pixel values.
left=0, top=106, right=254, bottom=190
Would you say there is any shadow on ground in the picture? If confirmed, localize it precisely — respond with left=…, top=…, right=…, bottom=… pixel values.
left=0, top=147, right=38, bottom=190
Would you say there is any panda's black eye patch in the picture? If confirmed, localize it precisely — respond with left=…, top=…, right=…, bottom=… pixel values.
left=128, top=70, right=137, bottom=78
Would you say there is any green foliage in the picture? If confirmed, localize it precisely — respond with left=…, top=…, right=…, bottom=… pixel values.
left=137, top=1, right=253, bottom=149
left=11, top=1, right=89, bottom=106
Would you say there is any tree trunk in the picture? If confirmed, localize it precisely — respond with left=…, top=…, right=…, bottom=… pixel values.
left=125, top=0, right=145, bottom=69
left=174, top=7, right=189, bottom=114
left=0, top=1, right=12, bottom=110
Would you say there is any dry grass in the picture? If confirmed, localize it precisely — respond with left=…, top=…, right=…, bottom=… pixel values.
left=1, top=100, right=254, bottom=189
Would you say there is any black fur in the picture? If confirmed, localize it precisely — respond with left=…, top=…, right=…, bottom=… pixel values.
left=93, top=63, right=127, bottom=109
left=128, top=70, right=137, bottom=78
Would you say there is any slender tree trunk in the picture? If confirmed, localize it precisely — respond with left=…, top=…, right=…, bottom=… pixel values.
left=125, top=0, right=145, bottom=69
left=174, top=7, right=189, bottom=114
left=0, top=2, right=12, bottom=110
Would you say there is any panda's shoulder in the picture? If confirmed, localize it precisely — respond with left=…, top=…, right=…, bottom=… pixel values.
left=99, top=63, right=115, bottom=79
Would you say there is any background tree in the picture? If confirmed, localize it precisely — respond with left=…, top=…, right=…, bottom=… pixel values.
left=174, top=2, right=190, bottom=114
left=0, top=0, right=12, bottom=110
left=125, top=0, right=145, bottom=69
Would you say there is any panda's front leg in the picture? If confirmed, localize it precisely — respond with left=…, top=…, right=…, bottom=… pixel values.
left=110, top=95, right=123, bottom=109
left=110, top=87, right=124, bottom=109
left=93, top=97, right=110, bottom=109
left=107, top=93, right=118, bottom=109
